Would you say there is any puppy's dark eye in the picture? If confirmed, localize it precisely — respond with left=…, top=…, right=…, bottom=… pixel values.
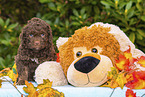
left=76, top=51, right=82, bottom=57
left=91, top=48, right=98, bottom=53
left=29, top=34, right=33, bottom=37
left=41, top=34, right=45, bottom=37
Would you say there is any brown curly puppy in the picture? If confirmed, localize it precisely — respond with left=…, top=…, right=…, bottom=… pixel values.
left=15, top=17, right=57, bottom=85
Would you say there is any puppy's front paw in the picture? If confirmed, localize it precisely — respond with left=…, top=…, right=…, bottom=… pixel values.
left=17, top=80, right=25, bottom=85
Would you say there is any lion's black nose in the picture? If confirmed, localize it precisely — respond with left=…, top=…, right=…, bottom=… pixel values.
left=74, top=56, right=100, bottom=73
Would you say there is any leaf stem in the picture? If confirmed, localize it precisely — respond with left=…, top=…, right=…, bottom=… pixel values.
left=3, top=76, right=27, bottom=97
left=109, top=88, right=116, bottom=97
left=141, top=93, right=145, bottom=97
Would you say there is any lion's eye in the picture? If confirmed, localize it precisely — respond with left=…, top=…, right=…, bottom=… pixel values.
left=29, top=34, right=33, bottom=37
left=76, top=51, right=82, bottom=57
left=91, top=48, right=98, bottom=53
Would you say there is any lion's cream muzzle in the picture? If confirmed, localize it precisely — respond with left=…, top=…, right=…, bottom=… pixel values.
left=67, top=52, right=113, bottom=87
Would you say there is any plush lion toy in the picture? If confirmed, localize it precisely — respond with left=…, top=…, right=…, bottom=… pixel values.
left=35, top=22, right=145, bottom=87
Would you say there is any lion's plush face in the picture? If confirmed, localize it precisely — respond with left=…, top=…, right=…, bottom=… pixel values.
left=59, top=25, right=122, bottom=87
left=67, top=46, right=113, bottom=87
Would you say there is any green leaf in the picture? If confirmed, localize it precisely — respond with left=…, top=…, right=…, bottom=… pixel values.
left=8, top=23, right=18, bottom=29
left=48, top=2, right=56, bottom=11
left=1, top=40, right=10, bottom=46
left=5, top=18, right=10, bottom=26
left=101, top=1, right=111, bottom=8
left=136, top=33, right=143, bottom=40
left=137, top=0, right=142, bottom=3
left=137, top=29, right=145, bottom=37
left=0, top=57, right=5, bottom=68
left=119, top=2, right=126, bottom=9
left=54, top=17, right=59, bottom=25
left=80, top=7, right=86, bottom=15
left=45, top=20, right=52, bottom=25
left=72, top=22, right=80, bottom=26
left=141, top=16, right=145, bottom=21
left=129, top=18, right=137, bottom=26
left=127, top=9, right=134, bottom=19
left=94, top=6, right=100, bottom=15
left=83, top=14, right=87, bottom=19
left=129, top=32, right=135, bottom=43
left=73, top=9, right=79, bottom=17
left=136, top=3, right=142, bottom=12
left=36, top=13, right=41, bottom=18
left=0, top=18, right=4, bottom=26
left=136, top=39, right=145, bottom=46
left=130, top=27, right=136, bottom=31
left=39, top=0, right=51, bottom=3
left=65, top=20, right=69, bottom=27
left=125, top=1, right=132, bottom=10
left=3, top=33, right=10, bottom=40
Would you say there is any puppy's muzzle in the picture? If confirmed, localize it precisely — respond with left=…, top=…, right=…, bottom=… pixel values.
left=74, top=56, right=100, bottom=73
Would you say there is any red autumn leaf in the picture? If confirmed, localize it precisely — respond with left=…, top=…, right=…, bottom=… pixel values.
left=137, top=56, right=145, bottom=67
left=126, top=71, right=145, bottom=89
left=115, top=54, right=136, bottom=71
left=115, top=47, right=137, bottom=71
left=125, top=89, right=136, bottom=97
left=56, top=53, right=60, bottom=62
left=115, top=54, right=129, bottom=71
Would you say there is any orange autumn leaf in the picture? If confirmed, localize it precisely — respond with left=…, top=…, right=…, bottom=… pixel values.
left=102, top=78, right=119, bottom=89
left=23, top=79, right=64, bottom=97
left=137, top=56, right=145, bottom=67
left=126, top=89, right=136, bottom=97
left=126, top=73, right=134, bottom=82
left=104, top=67, right=128, bottom=89
left=115, top=47, right=137, bottom=71
left=107, top=67, right=119, bottom=79
left=0, top=68, right=10, bottom=77
left=106, top=47, right=145, bottom=89
left=126, top=71, right=145, bottom=89
left=37, top=79, right=64, bottom=97
left=23, top=80, right=38, bottom=97
left=115, top=54, right=130, bottom=71
left=7, top=63, right=18, bottom=86
left=38, top=87, right=64, bottom=97
left=116, top=72, right=127, bottom=89
left=37, top=79, right=52, bottom=90
left=0, top=63, right=18, bottom=86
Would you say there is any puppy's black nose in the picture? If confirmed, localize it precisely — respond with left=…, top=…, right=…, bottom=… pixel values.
left=34, top=41, right=40, bottom=45
left=74, top=56, right=100, bottom=73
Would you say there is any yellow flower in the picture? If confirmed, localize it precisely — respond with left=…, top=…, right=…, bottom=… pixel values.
left=125, top=9, right=128, bottom=14
left=79, top=21, right=83, bottom=24
left=79, top=16, right=82, bottom=18
left=4, top=25, right=7, bottom=29
left=7, top=29, right=13, bottom=32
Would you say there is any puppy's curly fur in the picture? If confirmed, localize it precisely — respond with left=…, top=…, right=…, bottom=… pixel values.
left=15, top=17, right=57, bottom=85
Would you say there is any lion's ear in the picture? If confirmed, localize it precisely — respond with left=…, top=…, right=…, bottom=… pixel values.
left=56, top=37, right=69, bottom=49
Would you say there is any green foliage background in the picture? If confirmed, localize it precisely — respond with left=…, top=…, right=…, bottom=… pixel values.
left=0, top=0, right=145, bottom=70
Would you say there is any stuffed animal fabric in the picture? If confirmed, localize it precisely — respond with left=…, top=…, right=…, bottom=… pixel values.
left=57, top=22, right=145, bottom=87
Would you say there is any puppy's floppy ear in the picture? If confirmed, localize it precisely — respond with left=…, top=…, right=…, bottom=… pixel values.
left=46, top=23, right=52, bottom=34
left=45, top=23, right=53, bottom=45
left=20, top=31, right=24, bottom=41
left=20, top=26, right=28, bottom=45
